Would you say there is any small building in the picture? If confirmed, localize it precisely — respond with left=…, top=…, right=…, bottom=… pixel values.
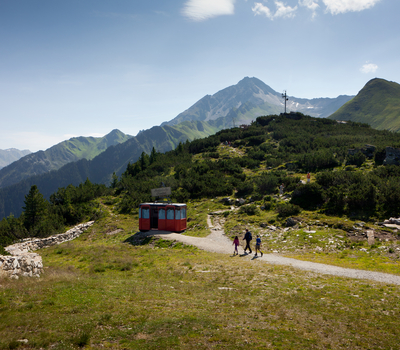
left=138, top=203, right=187, bottom=232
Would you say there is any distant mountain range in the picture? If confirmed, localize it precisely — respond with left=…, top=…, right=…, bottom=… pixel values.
left=329, top=78, right=400, bottom=131
left=162, top=77, right=354, bottom=127
left=0, top=129, right=132, bottom=189
left=0, top=120, right=221, bottom=219
left=0, top=148, right=31, bottom=170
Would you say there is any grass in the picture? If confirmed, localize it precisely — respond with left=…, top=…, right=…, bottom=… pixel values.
left=2, top=227, right=400, bottom=349
left=2, top=200, right=400, bottom=349
left=289, top=251, right=400, bottom=275
left=184, top=199, right=227, bottom=237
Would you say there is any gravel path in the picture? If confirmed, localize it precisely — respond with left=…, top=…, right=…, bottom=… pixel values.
left=153, top=214, right=400, bottom=286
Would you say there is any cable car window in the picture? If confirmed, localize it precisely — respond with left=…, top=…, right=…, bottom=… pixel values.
left=167, top=208, right=174, bottom=220
left=175, top=209, right=181, bottom=220
left=139, top=208, right=141, bottom=219
left=142, top=208, right=150, bottom=219
left=159, top=208, right=165, bottom=219
left=181, top=207, right=186, bottom=219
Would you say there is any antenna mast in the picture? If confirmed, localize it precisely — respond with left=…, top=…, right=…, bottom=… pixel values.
left=282, top=91, right=289, bottom=114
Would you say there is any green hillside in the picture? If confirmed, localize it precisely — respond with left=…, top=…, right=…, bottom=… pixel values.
left=60, top=129, right=132, bottom=160
left=2, top=113, right=400, bottom=349
left=4, top=112, right=400, bottom=240
left=0, top=129, right=132, bottom=189
left=329, top=78, right=400, bottom=131
left=0, top=120, right=222, bottom=219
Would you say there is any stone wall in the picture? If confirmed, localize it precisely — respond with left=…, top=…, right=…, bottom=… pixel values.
left=0, top=221, right=94, bottom=279
left=0, top=253, right=43, bottom=279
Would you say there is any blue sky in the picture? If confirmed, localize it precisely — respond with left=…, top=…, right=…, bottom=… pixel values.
left=0, top=0, right=398, bottom=151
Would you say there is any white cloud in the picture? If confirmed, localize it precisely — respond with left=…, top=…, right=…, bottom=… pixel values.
left=182, top=0, right=235, bottom=21
left=360, top=63, right=378, bottom=73
left=322, top=0, right=381, bottom=15
left=275, top=1, right=298, bottom=18
left=252, top=1, right=297, bottom=19
left=252, top=2, right=273, bottom=18
left=299, top=0, right=319, bottom=18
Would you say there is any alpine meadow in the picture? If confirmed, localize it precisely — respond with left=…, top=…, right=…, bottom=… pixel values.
left=2, top=112, right=400, bottom=349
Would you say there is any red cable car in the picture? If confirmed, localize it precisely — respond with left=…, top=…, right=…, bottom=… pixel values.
left=139, top=203, right=187, bottom=232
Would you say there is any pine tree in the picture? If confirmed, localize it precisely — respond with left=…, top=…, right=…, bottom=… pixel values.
left=22, top=185, right=48, bottom=233
left=110, top=172, right=119, bottom=188
left=149, top=147, right=158, bottom=164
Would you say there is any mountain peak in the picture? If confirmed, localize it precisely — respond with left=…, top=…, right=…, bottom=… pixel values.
left=104, top=129, right=132, bottom=145
left=162, top=77, right=352, bottom=127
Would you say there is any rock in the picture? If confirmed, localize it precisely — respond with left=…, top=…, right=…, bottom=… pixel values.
left=286, top=217, right=298, bottom=227
left=384, top=147, right=400, bottom=165
left=221, top=197, right=231, bottom=204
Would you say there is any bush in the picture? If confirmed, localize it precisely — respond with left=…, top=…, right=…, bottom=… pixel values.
left=346, top=151, right=366, bottom=167
left=238, top=204, right=260, bottom=216
left=276, top=203, right=301, bottom=217
left=256, top=173, right=279, bottom=195
left=291, top=183, right=325, bottom=210
left=236, top=180, right=254, bottom=197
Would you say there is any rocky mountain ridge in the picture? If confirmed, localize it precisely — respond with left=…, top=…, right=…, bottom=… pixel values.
left=162, top=77, right=354, bottom=127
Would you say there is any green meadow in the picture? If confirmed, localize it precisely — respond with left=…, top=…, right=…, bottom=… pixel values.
left=1, top=204, right=400, bottom=350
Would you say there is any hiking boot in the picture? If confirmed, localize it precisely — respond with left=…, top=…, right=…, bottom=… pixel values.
left=261, top=252, right=263, bottom=257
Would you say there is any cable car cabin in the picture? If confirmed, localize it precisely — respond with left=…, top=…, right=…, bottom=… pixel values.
left=139, top=203, right=187, bottom=232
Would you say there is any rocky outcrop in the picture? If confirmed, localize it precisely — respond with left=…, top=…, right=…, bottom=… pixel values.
left=384, top=147, right=400, bottom=165
left=348, top=144, right=376, bottom=159
left=0, top=221, right=94, bottom=279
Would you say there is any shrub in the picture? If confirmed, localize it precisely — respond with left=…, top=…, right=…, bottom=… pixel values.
left=291, top=183, right=325, bottom=210
left=346, top=151, right=366, bottom=167
left=256, top=173, right=279, bottom=195
left=276, top=203, right=301, bottom=217
left=236, top=180, right=254, bottom=197
left=238, top=204, right=260, bottom=216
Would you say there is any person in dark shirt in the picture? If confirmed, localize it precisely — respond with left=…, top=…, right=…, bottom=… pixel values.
left=243, top=228, right=252, bottom=254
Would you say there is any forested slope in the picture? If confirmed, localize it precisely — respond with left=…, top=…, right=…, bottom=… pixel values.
left=2, top=113, right=400, bottom=253
left=0, top=120, right=221, bottom=219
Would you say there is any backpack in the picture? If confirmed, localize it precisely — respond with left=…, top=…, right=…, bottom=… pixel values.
left=247, top=231, right=252, bottom=240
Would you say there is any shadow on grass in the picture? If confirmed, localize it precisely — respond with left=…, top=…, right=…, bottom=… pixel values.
left=123, top=230, right=177, bottom=246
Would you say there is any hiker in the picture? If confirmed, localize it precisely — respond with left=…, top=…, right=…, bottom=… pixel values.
left=232, top=236, right=240, bottom=255
left=243, top=228, right=252, bottom=254
left=255, top=235, right=263, bottom=257
left=279, top=183, right=284, bottom=196
left=307, top=172, right=311, bottom=183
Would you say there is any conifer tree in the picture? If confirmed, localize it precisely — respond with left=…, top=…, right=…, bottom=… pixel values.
left=149, top=147, right=158, bottom=164
left=22, top=185, right=48, bottom=233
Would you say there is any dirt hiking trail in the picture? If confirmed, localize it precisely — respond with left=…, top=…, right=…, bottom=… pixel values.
left=151, top=214, right=400, bottom=286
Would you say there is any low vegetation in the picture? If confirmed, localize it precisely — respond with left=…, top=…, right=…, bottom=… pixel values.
left=2, top=113, right=400, bottom=348
left=1, top=205, right=400, bottom=349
